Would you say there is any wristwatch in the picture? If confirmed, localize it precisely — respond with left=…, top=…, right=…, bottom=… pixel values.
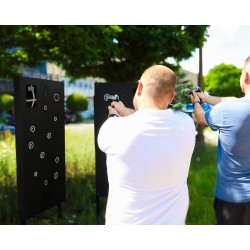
left=193, top=100, right=201, bottom=107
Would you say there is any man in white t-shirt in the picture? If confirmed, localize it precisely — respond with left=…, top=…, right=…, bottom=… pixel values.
left=98, top=65, right=196, bottom=224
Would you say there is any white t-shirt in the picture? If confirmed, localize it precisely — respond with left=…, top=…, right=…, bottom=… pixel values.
left=98, top=109, right=196, bottom=225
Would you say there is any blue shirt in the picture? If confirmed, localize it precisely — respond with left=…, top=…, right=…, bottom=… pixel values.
left=205, top=97, right=250, bottom=203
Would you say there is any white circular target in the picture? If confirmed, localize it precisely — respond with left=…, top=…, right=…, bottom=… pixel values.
left=55, top=157, right=59, bottom=163
left=54, top=94, right=59, bottom=101
left=30, top=126, right=35, bottom=133
left=54, top=172, right=59, bottom=179
left=40, top=152, right=45, bottom=158
left=28, top=141, right=34, bottom=149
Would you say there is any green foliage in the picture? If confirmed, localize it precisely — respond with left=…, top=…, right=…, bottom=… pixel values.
left=66, top=93, right=88, bottom=113
left=0, top=25, right=209, bottom=81
left=75, top=113, right=84, bottom=123
left=170, top=69, right=195, bottom=111
left=0, top=134, right=19, bottom=224
left=93, top=25, right=209, bottom=81
left=0, top=94, right=14, bottom=111
left=204, top=63, right=243, bottom=97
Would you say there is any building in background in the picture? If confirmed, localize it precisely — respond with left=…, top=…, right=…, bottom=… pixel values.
left=63, top=76, right=105, bottom=119
left=0, top=61, right=105, bottom=120
left=177, top=69, right=198, bottom=86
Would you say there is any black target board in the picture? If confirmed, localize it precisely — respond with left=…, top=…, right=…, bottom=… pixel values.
left=14, top=77, right=65, bottom=222
left=94, top=82, right=138, bottom=197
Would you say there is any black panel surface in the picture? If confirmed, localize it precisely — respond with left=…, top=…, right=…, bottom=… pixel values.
left=14, top=77, right=65, bottom=222
left=94, top=82, right=138, bottom=197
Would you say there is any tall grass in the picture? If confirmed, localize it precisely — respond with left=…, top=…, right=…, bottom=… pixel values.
left=0, top=126, right=100, bottom=225
left=0, top=131, right=18, bottom=224
left=0, top=125, right=217, bottom=225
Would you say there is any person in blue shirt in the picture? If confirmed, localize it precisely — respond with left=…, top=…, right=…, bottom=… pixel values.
left=190, top=56, right=250, bottom=225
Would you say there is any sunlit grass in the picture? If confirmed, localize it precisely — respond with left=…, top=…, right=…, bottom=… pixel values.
left=0, top=126, right=99, bottom=225
left=186, top=142, right=217, bottom=225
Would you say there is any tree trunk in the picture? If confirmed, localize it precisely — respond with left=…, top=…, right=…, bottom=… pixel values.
left=197, top=46, right=205, bottom=149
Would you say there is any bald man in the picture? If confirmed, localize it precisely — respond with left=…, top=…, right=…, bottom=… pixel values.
left=98, top=65, right=196, bottom=224
left=190, top=56, right=250, bottom=225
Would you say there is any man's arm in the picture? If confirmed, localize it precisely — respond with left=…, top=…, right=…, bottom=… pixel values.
left=190, top=91, right=208, bottom=125
left=197, top=92, right=236, bottom=106
left=110, top=101, right=135, bottom=117
left=190, top=91, right=237, bottom=125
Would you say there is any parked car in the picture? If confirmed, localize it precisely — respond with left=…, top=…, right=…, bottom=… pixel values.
left=6, top=114, right=15, bottom=126
left=64, top=111, right=73, bottom=124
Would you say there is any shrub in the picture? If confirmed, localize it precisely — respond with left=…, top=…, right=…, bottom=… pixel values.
left=0, top=94, right=14, bottom=112
left=66, top=93, right=88, bottom=113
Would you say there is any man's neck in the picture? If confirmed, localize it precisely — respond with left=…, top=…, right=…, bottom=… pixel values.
left=244, top=89, right=250, bottom=98
left=138, top=102, right=168, bottom=110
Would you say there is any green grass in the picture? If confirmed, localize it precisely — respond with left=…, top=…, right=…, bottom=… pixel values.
left=0, top=127, right=103, bottom=225
left=0, top=126, right=217, bottom=225
left=186, top=143, right=217, bottom=225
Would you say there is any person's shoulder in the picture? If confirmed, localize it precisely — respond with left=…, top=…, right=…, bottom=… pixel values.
left=174, top=111, right=193, bottom=119
left=215, top=97, right=239, bottom=109
left=173, top=111, right=195, bottom=124
left=173, top=111, right=196, bottom=133
left=220, top=97, right=239, bottom=104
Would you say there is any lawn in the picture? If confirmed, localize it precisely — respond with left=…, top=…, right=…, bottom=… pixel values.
left=186, top=142, right=217, bottom=225
left=0, top=125, right=217, bottom=225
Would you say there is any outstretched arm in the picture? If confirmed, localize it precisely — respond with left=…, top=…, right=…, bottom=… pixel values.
left=190, top=91, right=208, bottom=126
left=109, top=101, right=135, bottom=117
left=197, top=92, right=236, bottom=106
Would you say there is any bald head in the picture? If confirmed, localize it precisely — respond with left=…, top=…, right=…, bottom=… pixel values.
left=140, top=65, right=176, bottom=99
left=133, top=65, right=176, bottom=110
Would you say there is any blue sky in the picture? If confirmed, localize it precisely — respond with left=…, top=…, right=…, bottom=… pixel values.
left=180, top=25, right=250, bottom=75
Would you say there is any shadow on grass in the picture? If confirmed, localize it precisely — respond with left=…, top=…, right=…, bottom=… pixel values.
left=0, top=173, right=106, bottom=225
left=0, top=185, right=19, bottom=224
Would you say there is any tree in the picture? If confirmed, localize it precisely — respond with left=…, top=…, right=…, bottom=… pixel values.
left=170, top=69, right=195, bottom=111
left=197, top=46, right=205, bottom=149
left=66, top=93, right=88, bottom=121
left=0, top=25, right=209, bottom=81
left=89, top=25, right=209, bottom=81
left=204, top=63, right=243, bottom=97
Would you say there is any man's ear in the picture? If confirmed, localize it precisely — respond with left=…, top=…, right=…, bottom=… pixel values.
left=137, top=80, right=143, bottom=96
left=168, top=92, right=176, bottom=105
left=245, top=71, right=250, bottom=83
